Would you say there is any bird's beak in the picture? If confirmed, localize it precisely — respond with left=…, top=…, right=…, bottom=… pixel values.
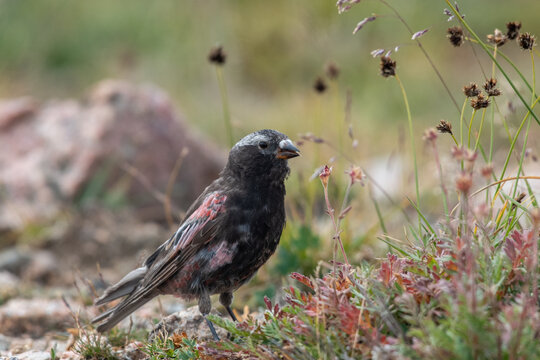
left=277, top=139, right=300, bottom=159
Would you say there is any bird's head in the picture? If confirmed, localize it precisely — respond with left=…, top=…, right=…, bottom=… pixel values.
left=224, top=129, right=300, bottom=180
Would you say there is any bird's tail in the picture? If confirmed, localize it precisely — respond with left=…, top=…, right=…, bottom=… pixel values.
left=93, top=266, right=153, bottom=332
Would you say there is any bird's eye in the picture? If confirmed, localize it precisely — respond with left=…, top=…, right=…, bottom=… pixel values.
left=258, top=141, right=268, bottom=149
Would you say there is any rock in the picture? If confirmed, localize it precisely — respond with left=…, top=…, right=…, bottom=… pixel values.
left=0, top=248, right=31, bottom=275
left=23, top=250, right=58, bottom=284
left=0, top=334, right=11, bottom=351
left=150, top=305, right=227, bottom=342
left=59, top=351, right=82, bottom=360
left=0, top=298, right=74, bottom=337
left=8, top=350, right=51, bottom=360
left=0, top=79, right=225, bottom=230
left=123, top=341, right=146, bottom=360
left=0, top=271, right=19, bottom=301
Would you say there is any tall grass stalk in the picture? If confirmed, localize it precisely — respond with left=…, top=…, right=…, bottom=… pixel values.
left=215, top=66, right=234, bottom=147
left=394, top=74, right=420, bottom=226
left=445, top=0, right=540, bottom=126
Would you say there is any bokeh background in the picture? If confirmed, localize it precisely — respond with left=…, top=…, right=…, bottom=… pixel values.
left=1, top=0, right=539, bottom=334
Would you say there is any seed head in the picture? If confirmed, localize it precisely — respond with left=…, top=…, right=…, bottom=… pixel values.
left=447, top=26, right=464, bottom=47
left=325, top=62, right=340, bottom=80
left=506, top=22, right=521, bottom=40
left=471, top=94, right=490, bottom=110
left=487, top=29, right=508, bottom=47
left=380, top=56, right=396, bottom=77
left=480, top=164, right=493, bottom=179
left=455, top=172, right=473, bottom=194
left=319, top=165, right=332, bottom=188
left=208, top=46, right=226, bottom=65
left=463, top=83, right=481, bottom=97
left=313, top=77, right=327, bottom=94
left=451, top=145, right=465, bottom=161
left=436, top=120, right=453, bottom=135
left=518, top=32, right=536, bottom=50
left=464, top=148, right=477, bottom=163
left=346, top=166, right=364, bottom=185
left=423, top=128, right=438, bottom=142
left=530, top=208, right=540, bottom=227
left=483, top=78, right=501, bottom=97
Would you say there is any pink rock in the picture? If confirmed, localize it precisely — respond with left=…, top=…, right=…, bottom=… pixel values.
left=0, top=80, right=225, bottom=229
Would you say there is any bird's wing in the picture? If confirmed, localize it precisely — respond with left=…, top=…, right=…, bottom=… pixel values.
left=94, top=191, right=227, bottom=331
left=141, top=190, right=227, bottom=288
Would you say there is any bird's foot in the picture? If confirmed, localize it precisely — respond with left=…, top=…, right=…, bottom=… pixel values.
left=205, top=316, right=220, bottom=341
left=225, top=305, right=238, bottom=322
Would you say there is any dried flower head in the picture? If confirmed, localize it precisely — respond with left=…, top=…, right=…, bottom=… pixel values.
left=471, top=94, right=490, bottom=109
left=447, top=26, right=464, bottom=47
left=325, top=62, right=340, bottom=80
left=518, top=32, right=536, bottom=50
left=346, top=166, right=364, bottom=185
left=506, top=22, right=521, bottom=40
left=487, top=29, right=508, bottom=46
left=380, top=56, right=396, bottom=77
left=451, top=145, right=465, bottom=161
left=422, top=128, right=438, bottom=142
left=455, top=172, right=473, bottom=194
left=480, top=163, right=493, bottom=179
left=464, top=148, right=477, bottom=163
left=483, top=78, right=501, bottom=97
left=530, top=208, right=540, bottom=227
left=436, top=120, right=453, bottom=135
left=319, top=165, right=332, bottom=187
left=463, top=83, right=481, bottom=97
left=313, top=77, right=327, bottom=94
left=208, top=45, right=226, bottom=65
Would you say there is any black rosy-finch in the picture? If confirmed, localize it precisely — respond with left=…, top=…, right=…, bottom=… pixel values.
left=92, top=129, right=300, bottom=339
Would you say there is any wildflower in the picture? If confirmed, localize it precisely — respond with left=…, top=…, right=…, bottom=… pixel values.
left=483, top=78, right=501, bottom=97
left=506, top=21, right=521, bottom=40
left=313, top=77, right=327, bottom=94
left=451, top=145, right=465, bottom=160
left=370, top=48, right=385, bottom=57
left=325, top=62, right=340, bottom=80
left=380, top=56, right=396, bottom=77
left=319, top=165, right=332, bottom=187
left=463, top=83, right=480, bottom=97
left=455, top=172, right=473, bottom=194
left=471, top=94, right=490, bottom=109
left=518, top=32, right=536, bottom=50
left=480, top=163, right=493, bottom=179
left=436, top=120, right=453, bottom=135
left=487, top=29, right=507, bottom=46
left=447, top=26, right=464, bottom=47
left=464, top=148, right=477, bottom=163
left=346, top=166, right=364, bottom=185
left=422, top=128, right=438, bottom=142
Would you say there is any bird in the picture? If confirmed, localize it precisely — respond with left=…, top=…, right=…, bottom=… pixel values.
left=92, top=129, right=300, bottom=340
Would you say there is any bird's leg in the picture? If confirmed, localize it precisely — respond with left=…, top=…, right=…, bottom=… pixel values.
left=199, top=292, right=220, bottom=341
left=219, top=292, right=238, bottom=322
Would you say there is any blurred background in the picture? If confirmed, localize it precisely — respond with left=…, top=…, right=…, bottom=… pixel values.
left=0, top=0, right=539, bottom=338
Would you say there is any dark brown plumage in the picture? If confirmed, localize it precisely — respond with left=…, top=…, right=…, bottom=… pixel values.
left=93, top=129, right=299, bottom=339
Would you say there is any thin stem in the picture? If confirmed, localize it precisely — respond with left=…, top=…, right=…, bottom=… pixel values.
left=493, top=95, right=540, bottom=202
left=459, top=98, right=467, bottom=145
left=474, top=107, right=488, bottom=151
left=467, top=109, right=477, bottom=148
left=215, top=66, right=234, bottom=147
left=395, top=75, right=420, bottom=220
left=445, top=0, right=540, bottom=126
left=379, top=0, right=460, bottom=112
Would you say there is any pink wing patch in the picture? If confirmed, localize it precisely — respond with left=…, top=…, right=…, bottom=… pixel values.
left=171, top=192, right=227, bottom=250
